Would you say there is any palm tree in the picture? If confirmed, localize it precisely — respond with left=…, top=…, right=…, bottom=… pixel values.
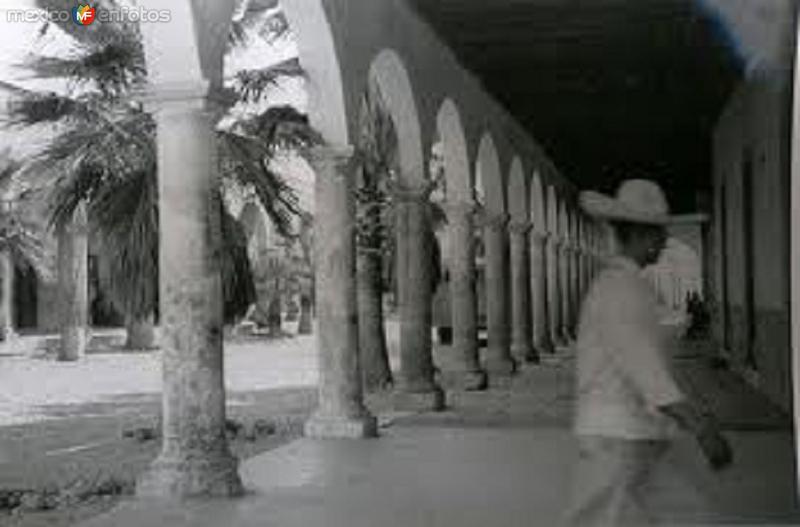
left=2, top=1, right=319, bottom=350
left=355, top=83, right=397, bottom=392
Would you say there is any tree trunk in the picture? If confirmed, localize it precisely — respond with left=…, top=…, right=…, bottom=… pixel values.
left=1, top=250, right=16, bottom=342
left=267, top=288, right=282, bottom=338
left=125, top=314, right=157, bottom=350
left=57, top=204, right=89, bottom=362
left=298, top=293, right=313, bottom=335
left=357, top=248, right=393, bottom=392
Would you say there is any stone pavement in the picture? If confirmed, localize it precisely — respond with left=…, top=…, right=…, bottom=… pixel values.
left=77, top=343, right=799, bottom=527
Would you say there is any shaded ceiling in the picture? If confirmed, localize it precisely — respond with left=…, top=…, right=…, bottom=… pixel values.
left=409, top=0, right=746, bottom=212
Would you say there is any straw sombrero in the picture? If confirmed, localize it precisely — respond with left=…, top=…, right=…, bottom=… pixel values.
left=579, top=179, right=708, bottom=225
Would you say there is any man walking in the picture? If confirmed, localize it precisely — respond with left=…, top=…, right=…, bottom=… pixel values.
left=565, top=179, right=732, bottom=526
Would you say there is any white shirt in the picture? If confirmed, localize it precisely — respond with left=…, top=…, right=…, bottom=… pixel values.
left=573, top=256, right=686, bottom=440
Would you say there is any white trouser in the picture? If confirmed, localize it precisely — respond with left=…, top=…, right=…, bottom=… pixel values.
left=564, top=435, right=670, bottom=526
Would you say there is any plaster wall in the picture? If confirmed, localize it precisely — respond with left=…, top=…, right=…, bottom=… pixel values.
left=711, top=67, right=792, bottom=410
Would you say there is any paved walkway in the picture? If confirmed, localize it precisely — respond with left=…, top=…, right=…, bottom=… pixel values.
left=76, top=343, right=800, bottom=527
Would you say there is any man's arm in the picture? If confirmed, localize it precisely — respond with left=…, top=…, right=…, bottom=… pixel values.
left=602, top=278, right=733, bottom=471
left=659, top=400, right=733, bottom=471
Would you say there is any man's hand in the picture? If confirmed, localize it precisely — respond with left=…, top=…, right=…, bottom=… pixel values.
left=696, top=422, right=733, bottom=471
left=660, top=400, right=734, bottom=471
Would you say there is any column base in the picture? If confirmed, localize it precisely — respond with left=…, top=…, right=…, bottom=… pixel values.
left=524, top=348, right=541, bottom=364
left=304, top=412, right=378, bottom=439
left=392, top=384, right=447, bottom=412
left=485, top=354, right=518, bottom=376
left=58, top=327, right=88, bottom=361
left=535, top=339, right=556, bottom=356
left=440, top=369, right=488, bottom=392
left=137, top=451, right=243, bottom=499
left=511, top=343, right=534, bottom=364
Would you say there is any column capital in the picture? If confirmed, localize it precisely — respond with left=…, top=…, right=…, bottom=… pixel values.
left=137, top=80, right=234, bottom=117
left=390, top=180, right=437, bottom=203
left=444, top=201, right=478, bottom=219
left=477, top=211, right=510, bottom=231
left=508, top=220, right=533, bottom=235
left=530, top=229, right=549, bottom=245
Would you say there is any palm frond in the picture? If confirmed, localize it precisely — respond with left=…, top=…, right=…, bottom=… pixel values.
left=91, top=168, right=158, bottom=319
left=233, top=105, right=321, bottom=152
left=219, top=204, right=256, bottom=324
left=219, top=130, right=300, bottom=237
left=22, top=38, right=146, bottom=96
left=0, top=156, right=21, bottom=188
left=3, top=92, right=83, bottom=127
left=232, top=58, right=305, bottom=103
left=14, top=105, right=156, bottom=226
left=358, top=82, right=399, bottom=180
left=0, top=203, right=52, bottom=281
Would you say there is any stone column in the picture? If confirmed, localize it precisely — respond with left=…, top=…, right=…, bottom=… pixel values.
left=530, top=230, right=553, bottom=356
left=394, top=183, right=445, bottom=410
left=446, top=202, right=487, bottom=391
left=546, top=234, right=563, bottom=347
left=570, top=239, right=581, bottom=328
left=578, top=243, right=588, bottom=302
left=582, top=232, right=592, bottom=295
left=588, top=224, right=598, bottom=279
left=57, top=202, right=88, bottom=362
left=482, top=212, right=517, bottom=376
left=305, top=146, right=378, bottom=437
left=137, top=86, right=243, bottom=498
left=509, top=220, right=535, bottom=363
left=559, top=239, right=573, bottom=343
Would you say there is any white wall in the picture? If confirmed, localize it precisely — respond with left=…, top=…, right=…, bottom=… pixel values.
left=711, top=65, right=793, bottom=410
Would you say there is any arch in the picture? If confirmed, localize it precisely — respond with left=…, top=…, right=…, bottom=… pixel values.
left=476, top=133, right=505, bottom=214
left=282, top=0, right=350, bottom=145
left=530, top=170, right=546, bottom=232
left=507, top=157, right=528, bottom=222
left=367, top=49, right=425, bottom=185
left=436, top=99, right=472, bottom=204
left=644, top=237, right=703, bottom=311
left=546, top=185, right=559, bottom=236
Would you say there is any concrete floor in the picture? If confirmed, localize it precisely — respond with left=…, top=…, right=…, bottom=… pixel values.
left=76, top=346, right=800, bottom=527
left=76, top=425, right=799, bottom=527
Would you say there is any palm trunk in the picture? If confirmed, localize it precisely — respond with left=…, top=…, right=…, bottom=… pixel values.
left=358, top=247, right=392, bottom=392
left=298, top=293, right=313, bottom=335
left=267, top=283, right=282, bottom=338
left=125, top=314, right=156, bottom=350
left=57, top=204, right=89, bottom=362
left=1, top=250, right=16, bottom=342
